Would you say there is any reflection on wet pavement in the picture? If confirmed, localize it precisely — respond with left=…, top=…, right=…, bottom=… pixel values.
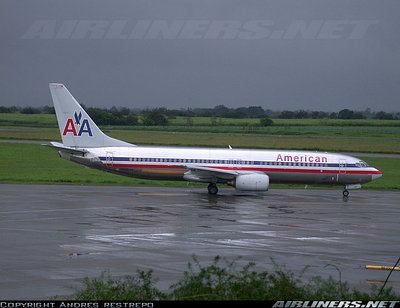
left=0, top=184, right=399, bottom=299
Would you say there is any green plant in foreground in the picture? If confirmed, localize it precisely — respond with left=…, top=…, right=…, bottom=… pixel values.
left=72, top=270, right=164, bottom=300
left=69, top=256, right=400, bottom=300
left=169, top=256, right=310, bottom=300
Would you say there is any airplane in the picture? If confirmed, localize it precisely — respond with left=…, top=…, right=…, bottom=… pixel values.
left=48, top=83, right=382, bottom=197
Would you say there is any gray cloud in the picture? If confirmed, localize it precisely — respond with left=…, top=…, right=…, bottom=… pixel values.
left=1, top=0, right=399, bottom=112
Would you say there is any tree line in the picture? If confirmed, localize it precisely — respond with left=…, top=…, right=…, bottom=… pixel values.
left=0, top=104, right=399, bottom=126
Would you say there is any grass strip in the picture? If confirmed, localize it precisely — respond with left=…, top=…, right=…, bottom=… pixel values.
left=0, top=143, right=397, bottom=190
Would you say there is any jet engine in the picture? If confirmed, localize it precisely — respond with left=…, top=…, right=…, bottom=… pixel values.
left=234, top=173, right=269, bottom=191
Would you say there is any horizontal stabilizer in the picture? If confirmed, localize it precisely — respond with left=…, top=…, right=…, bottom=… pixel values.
left=45, top=141, right=87, bottom=154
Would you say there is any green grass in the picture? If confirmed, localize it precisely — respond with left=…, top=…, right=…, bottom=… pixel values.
left=105, top=130, right=399, bottom=153
left=0, top=143, right=398, bottom=190
left=109, top=125, right=400, bottom=139
left=1, top=127, right=399, bottom=154
left=4, top=124, right=400, bottom=139
left=68, top=256, right=399, bottom=300
left=360, top=157, right=400, bottom=190
left=1, top=113, right=399, bottom=154
left=0, top=128, right=60, bottom=141
left=2, top=113, right=400, bottom=128
left=169, top=116, right=400, bottom=127
left=0, top=143, right=200, bottom=187
left=0, top=113, right=57, bottom=127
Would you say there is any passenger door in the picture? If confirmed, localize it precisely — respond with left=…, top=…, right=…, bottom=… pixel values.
left=106, top=152, right=114, bottom=167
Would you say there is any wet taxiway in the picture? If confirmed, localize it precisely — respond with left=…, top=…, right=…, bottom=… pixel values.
left=0, top=184, right=399, bottom=299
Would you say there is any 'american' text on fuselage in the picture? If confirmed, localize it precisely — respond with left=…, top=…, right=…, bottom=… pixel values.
left=276, top=154, right=328, bottom=163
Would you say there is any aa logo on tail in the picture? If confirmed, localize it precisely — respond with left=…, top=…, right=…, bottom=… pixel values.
left=62, top=111, right=93, bottom=136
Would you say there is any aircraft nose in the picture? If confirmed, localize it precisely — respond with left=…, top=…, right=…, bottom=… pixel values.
left=371, top=170, right=383, bottom=181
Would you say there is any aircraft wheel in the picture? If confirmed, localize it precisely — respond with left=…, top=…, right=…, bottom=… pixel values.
left=208, top=183, right=218, bottom=195
left=343, top=189, right=349, bottom=197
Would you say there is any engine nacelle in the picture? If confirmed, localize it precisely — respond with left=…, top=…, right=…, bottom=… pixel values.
left=234, top=173, right=269, bottom=191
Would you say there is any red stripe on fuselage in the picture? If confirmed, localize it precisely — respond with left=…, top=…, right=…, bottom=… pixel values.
left=206, top=166, right=381, bottom=174
left=103, top=163, right=381, bottom=175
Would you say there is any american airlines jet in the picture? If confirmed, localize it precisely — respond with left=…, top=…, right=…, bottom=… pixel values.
left=49, top=83, right=382, bottom=196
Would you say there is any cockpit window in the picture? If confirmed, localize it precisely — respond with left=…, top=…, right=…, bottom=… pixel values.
left=355, top=160, right=369, bottom=167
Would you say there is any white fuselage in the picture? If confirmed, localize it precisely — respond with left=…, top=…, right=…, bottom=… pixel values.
left=49, top=83, right=383, bottom=194
left=69, top=146, right=381, bottom=186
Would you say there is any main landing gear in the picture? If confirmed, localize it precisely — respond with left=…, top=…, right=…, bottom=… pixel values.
left=208, top=183, right=218, bottom=195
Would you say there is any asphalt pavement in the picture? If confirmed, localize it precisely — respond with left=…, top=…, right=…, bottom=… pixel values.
left=0, top=184, right=399, bottom=299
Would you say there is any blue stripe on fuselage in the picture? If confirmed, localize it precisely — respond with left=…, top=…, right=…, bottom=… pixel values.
left=98, top=156, right=357, bottom=168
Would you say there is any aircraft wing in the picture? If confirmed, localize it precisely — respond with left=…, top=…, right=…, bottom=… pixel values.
left=182, top=165, right=249, bottom=183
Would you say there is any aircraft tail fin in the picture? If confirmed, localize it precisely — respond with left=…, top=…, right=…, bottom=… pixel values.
left=49, top=83, right=134, bottom=148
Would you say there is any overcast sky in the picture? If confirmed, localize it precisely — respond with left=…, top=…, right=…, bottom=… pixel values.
left=1, top=0, right=399, bottom=112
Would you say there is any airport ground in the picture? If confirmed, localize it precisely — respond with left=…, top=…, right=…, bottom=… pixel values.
left=0, top=122, right=399, bottom=299
left=0, top=184, right=399, bottom=299
left=1, top=141, right=399, bottom=190
left=1, top=124, right=400, bottom=154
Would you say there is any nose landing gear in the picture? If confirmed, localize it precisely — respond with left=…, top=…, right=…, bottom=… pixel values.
left=342, top=189, right=350, bottom=202
left=342, top=184, right=361, bottom=198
